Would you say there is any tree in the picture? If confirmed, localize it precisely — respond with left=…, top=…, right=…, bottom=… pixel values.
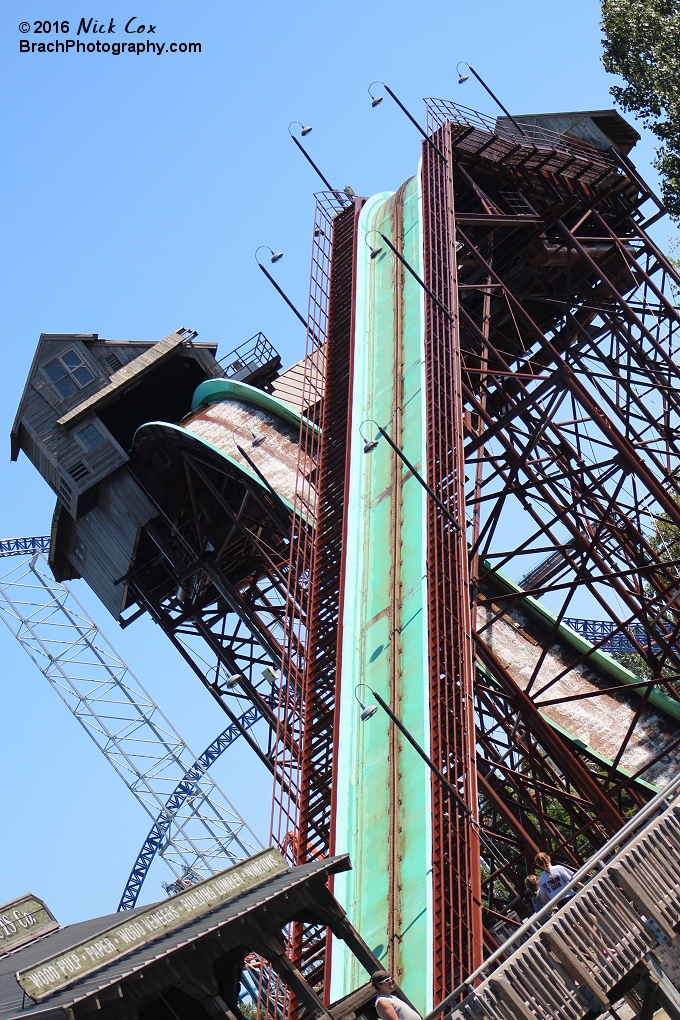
left=600, top=0, right=680, bottom=219
left=612, top=502, right=680, bottom=679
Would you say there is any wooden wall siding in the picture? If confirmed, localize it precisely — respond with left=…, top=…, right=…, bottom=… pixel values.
left=12, top=334, right=130, bottom=459
left=17, top=383, right=128, bottom=518
left=60, top=468, right=157, bottom=618
left=12, top=332, right=216, bottom=457
left=89, top=343, right=148, bottom=373
left=13, top=328, right=227, bottom=603
left=14, top=330, right=224, bottom=524
left=270, top=349, right=325, bottom=415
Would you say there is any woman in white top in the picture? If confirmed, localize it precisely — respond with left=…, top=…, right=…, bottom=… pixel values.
left=372, top=971, right=423, bottom=1020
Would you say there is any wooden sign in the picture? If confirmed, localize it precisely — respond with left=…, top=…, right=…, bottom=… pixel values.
left=17, top=848, right=287, bottom=1002
left=0, top=894, right=58, bottom=953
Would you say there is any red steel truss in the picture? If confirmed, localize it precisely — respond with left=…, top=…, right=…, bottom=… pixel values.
left=421, top=123, right=484, bottom=989
left=421, top=100, right=680, bottom=960
left=120, top=96, right=680, bottom=1011
left=268, top=193, right=359, bottom=1003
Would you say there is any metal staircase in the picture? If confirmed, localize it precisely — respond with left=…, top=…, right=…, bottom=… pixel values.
left=430, top=775, right=680, bottom=1020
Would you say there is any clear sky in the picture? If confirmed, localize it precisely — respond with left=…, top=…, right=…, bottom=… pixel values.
left=0, top=0, right=677, bottom=927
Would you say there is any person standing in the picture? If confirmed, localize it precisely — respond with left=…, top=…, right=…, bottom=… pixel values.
left=535, top=851, right=580, bottom=907
left=371, top=972, right=422, bottom=1020
left=525, top=874, right=542, bottom=914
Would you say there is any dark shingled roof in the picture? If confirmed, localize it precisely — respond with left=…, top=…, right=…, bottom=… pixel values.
left=0, top=855, right=350, bottom=1020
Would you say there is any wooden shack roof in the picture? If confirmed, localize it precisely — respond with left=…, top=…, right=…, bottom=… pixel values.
left=0, top=854, right=352, bottom=1020
left=10, top=331, right=218, bottom=461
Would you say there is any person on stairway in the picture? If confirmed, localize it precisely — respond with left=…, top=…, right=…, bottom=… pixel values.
left=372, top=972, right=422, bottom=1020
left=535, top=851, right=582, bottom=907
left=525, top=874, right=542, bottom=914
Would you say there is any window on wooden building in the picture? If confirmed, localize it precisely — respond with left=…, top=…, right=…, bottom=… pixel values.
left=75, top=423, right=104, bottom=450
left=43, top=348, right=95, bottom=399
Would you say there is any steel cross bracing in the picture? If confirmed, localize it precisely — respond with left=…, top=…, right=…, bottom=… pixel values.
left=119, top=433, right=305, bottom=794
left=416, top=100, right=680, bottom=972
left=0, top=552, right=261, bottom=899
left=441, top=773, right=680, bottom=1020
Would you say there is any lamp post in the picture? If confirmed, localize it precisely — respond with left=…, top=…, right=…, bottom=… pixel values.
left=456, top=62, right=527, bottom=139
left=355, top=684, right=510, bottom=878
left=361, top=417, right=461, bottom=532
left=254, top=246, right=311, bottom=333
left=368, top=80, right=447, bottom=162
left=288, top=122, right=351, bottom=205
left=373, top=231, right=454, bottom=324
left=355, top=684, right=470, bottom=816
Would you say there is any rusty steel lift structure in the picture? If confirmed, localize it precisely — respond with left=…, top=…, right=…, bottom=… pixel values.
left=263, top=102, right=680, bottom=1004
left=12, top=100, right=680, bottom=1017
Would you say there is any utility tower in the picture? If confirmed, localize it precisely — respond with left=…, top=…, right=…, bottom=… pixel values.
left=12, top=103, right=680, bottom=1015
left=0, top=546, right=261, bottom=905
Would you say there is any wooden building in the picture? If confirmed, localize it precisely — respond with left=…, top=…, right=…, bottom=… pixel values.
left=0, top=850, right=394, bottom=1020
left=11, top=328, right=309, bottom=622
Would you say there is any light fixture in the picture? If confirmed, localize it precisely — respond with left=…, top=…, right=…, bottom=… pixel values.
left=288, top=122, right=343, bottom=199
left=225, top=673, right=245, bottom=689
left=365, top=230, right=383, bottom=261
left=251, top=434, right=266, bottom=447
left=455, top=61, right=527, bottom=138
left=289, top=120, right=312, bottom=137
left=314, top=226, right=325, bottom=237
left=368, top=81, right=384, bottom=107
left=262, top=665, right=278, bottom=684
left=255, top=247, right=313, bottom=333
left=255, top=245, right=283, bottom=265
left=344, top=186, right=355, bottom=198
left=366, top=79, right=447, bottom=161
left=361, top=417, right=461, bottom=530
left=355, top=685, right=379, bottom=721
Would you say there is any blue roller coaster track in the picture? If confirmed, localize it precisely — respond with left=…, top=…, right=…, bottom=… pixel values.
left=119, top=704, right=262, bottom=910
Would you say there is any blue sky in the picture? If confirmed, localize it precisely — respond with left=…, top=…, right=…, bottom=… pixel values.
left=0, top=0, right=676, bottom=926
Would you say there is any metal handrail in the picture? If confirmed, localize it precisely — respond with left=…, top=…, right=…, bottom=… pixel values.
left=425, top=768, right=680, bottom=1020
left=423, top=99, right=615, bottom=169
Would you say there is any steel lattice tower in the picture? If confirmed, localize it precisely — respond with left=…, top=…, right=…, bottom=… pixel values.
left=267, top=103, right=680, bottom=1005
left=13, top=101, right=680, bottom=1018
left=0, top=551, right=261, bottom=904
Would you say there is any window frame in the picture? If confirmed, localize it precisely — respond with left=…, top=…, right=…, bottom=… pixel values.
left=41, top=345, right=99, bottom=401
left=74, top=421, right=105, bottom=452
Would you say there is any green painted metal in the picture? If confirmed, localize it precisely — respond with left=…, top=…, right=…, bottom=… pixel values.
left=331, top=175, right=433, bottom=1012
left=191, top=377, right=319, bottom=434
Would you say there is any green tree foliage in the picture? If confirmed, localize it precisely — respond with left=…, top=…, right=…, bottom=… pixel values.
left=600, top=0, right=680, bottom=218
left=612, top=502, right=680, bottom=678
